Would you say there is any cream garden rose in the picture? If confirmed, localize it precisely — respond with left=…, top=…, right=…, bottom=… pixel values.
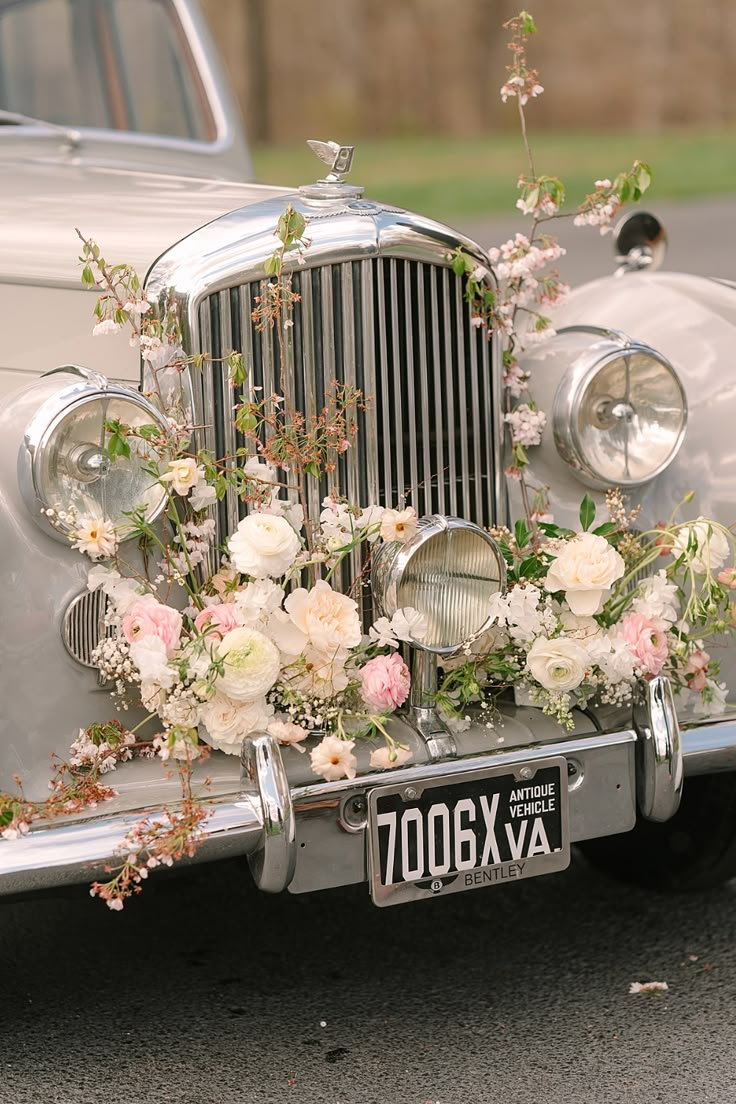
left=284, top=579, right=362, bottom=652
left=160, top=457, right=203, bottom=496
left=228, top=513, right=301, bottom=578
left=545, top=531, right=624, bottom=616
left=526, top=636, right=589, bottom=692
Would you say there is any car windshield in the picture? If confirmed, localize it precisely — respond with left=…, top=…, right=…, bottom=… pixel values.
left=0, top=0, right=215, bottom=141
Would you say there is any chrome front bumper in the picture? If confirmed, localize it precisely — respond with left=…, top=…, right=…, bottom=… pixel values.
left=3, top=678, right=736, bottom=899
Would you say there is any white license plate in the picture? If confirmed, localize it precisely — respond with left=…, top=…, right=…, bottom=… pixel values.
left=367, top=757, right=570, bottom=906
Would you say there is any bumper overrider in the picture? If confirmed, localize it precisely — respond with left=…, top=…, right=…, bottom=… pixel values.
left=2, top=676, right=736, bottom=902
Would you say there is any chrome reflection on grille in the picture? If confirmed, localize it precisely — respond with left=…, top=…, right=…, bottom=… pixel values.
left=197, top=258, right=500, bottom=549
left=62, top=589, right=107, bottom=668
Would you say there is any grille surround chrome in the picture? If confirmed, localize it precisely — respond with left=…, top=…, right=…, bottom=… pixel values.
left=144, top=194, right=505, bottom=572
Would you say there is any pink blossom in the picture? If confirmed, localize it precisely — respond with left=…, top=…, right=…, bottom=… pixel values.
left=685, top=648, right=710, bottom=693
left=620, top=613, right=669, bottom=677
left=122, top=596, right=183, bottom=656
left=360, top=653, right=411, bottom=712
left=718, top=568, right=736, bottom=589
left=194, top=603, right=241, bottom=639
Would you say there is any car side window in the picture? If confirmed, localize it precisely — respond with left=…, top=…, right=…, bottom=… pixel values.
left=0, top=0, right=215, bottom=141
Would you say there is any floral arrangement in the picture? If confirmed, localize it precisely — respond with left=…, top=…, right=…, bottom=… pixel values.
left=0, top=11, right=733, bottom=909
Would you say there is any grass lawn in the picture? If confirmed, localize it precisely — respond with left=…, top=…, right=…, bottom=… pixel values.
left=253, top=130, right=736, bottom=221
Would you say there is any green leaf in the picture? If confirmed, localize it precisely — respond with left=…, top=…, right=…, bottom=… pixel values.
left=81, top=265, right=95, bottom=287
left=521, top=11, right=537, bottom=34
left=304, top=461, right=321, bottom=479
left=592, top=521, right=618, bottom=537
left=635, top=162, right=652, bottom=193
left=263, top=254, right=280, bottom=277
left=136, top=424, right=159, bottom=441
left=514, top=518, right=529, bottom=548
left=451, top=250, right=469, bottom=278
left=579, top=494, right=596, bottom=531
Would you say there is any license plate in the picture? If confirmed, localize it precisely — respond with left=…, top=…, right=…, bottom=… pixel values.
left=367, top=757, right=570, bottom=906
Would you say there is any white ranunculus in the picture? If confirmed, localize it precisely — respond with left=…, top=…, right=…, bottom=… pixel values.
left=526, top=635, right=589, bottom=692
left=672, top=518, right=730, bottom=575
left=545, top=532, right=624, bottom=616
left=228, top=513, right=301, bottom=578
left=215, top=627, right=281, bottom=702
left=284, top=579, right=362, bottom=652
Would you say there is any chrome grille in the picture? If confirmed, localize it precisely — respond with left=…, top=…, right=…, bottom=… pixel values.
left=197, top=258, right=500, bottom=548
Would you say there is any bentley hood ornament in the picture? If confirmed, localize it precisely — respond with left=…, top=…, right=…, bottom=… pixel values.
left=306, top=139, right=355, bottom=183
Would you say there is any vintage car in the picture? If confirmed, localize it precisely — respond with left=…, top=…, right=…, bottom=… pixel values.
left=2, top=3, right=736, bottom=906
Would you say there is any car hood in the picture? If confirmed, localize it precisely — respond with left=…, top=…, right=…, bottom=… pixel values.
left=1, top=159, right=290, bottom=288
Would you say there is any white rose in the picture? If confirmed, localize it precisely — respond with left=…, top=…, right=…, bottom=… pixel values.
left=545, top=532, right=624, bottom=616
left=527, top=636, right=589, bottom=692
left=160, top=458, right=202, bottom=496
left=215, top=627, right=281, bottom=702
left=284, top=580, right=362, bottom=652
left=672, top=518, right=730, bottom=574
left=228, top=513, right=301, bottom=578
left=200, top=693, right=274, bottom=755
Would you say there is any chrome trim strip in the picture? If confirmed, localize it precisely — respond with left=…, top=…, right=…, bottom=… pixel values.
left=389, top=260, right=405, bottom=503
left=320, top=265, right=338, bottom=498
left=299, top=270, right=322, bottom=526
left=198, top=300, right=217, bottom=465
left=415, top=262, right=433, bottom=516
left=635, top=675, right=683, bottom=822
left=454, top=276, right=470, bottom=516
left=467, top=296, right=483, bottom=521
left=376, top=260, right=392, bottom=506
left=430, top=265, right=446, bottom=515
left=403, top=261, right=419, bottom=511
left=360, top=259, right=379, bottom=506
left=218, top=288, right=240, bottom=537
left=443, top=268, right=458, bottom=515
left=241, top=735, right=296, bottom=893
left=681, top=715, right=736, bottom=775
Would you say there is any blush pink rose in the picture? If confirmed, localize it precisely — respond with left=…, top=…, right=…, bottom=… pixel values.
left=122, top=596, right=182, bottom=657
left=194, top=603, right=241, bottom=639
left=685, top=648, right=710, bottom=693
left=620, top=613, right=669, bottom=677
left=360, top=653, right=411, bottom=712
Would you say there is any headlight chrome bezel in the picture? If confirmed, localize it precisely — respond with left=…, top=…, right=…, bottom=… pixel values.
left=19, top=365, right=169, bottom=544
left=372, top=514, right=506, bottom=656
left=552, top=326, right=688, bottom=490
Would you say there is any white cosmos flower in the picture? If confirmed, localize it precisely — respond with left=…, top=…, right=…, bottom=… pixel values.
left=526, top=636, right=589, bottom=692
left=267, top=720, right=309, bottom=751
left=215, top=627, right=281, bottom=702
left=545, top=532, right=624, bottom=616
left=228, top=513, right=301, bottom=578
left=285, top=580, right=361, bottom=652
left=672, top=518, right=730, bottom=574
left=368, top=616, right=397, bottom=649
left=380, top=506, right=418, bottom=543
left=369, top=744, right=412, bottom=769
left=71, top=517, right=118, bottom=560
left=190, top=481, right=217, bottom=511
left=310, top=735, right=357, bottom=781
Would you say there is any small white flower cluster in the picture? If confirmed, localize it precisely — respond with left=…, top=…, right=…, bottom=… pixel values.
left=573, top=181, right=621, bottom=235
left=499, top=74, right=544, bottom=106
left=503, top=404, right=547, bottom=447
left=488, top=234, right=565, bottom=283
left=69, top=726, right=135, bottom=774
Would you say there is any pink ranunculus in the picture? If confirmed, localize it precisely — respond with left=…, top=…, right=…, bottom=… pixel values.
left=122, top=596, right=182, bottom=657
left=620, top=613, right=669, bottom=677
left=685, top=648, right=710, bottom=693
left=360, top=653, right=411, bottom=712
left=194, top=603, right=241, bottom=639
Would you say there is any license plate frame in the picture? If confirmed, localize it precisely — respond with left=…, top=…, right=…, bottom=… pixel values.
left=367, top=756, right=570, bottom=907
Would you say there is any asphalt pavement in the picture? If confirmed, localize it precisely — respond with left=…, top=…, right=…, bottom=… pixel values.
left=1, top=848, right=735, bottom=1104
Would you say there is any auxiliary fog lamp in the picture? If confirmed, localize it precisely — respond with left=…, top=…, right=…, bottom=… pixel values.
left=373, top=515, right=506, bottom=655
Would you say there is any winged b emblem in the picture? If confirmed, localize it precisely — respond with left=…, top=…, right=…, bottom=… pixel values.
left=306, top=139, right=355, bottom=182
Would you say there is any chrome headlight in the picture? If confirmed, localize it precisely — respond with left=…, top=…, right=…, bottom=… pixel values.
left=373, top=515, right=505, bottom=654
left=552, top=327, right=687, bottom=488
left=19, top=366, right=168, bottom=542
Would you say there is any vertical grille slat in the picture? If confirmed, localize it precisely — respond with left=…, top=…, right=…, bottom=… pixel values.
left=198, top=256, right=500, bottom=590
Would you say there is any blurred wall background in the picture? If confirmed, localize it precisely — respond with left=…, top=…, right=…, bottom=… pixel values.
left=201, top=0, right=736, bottom=144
